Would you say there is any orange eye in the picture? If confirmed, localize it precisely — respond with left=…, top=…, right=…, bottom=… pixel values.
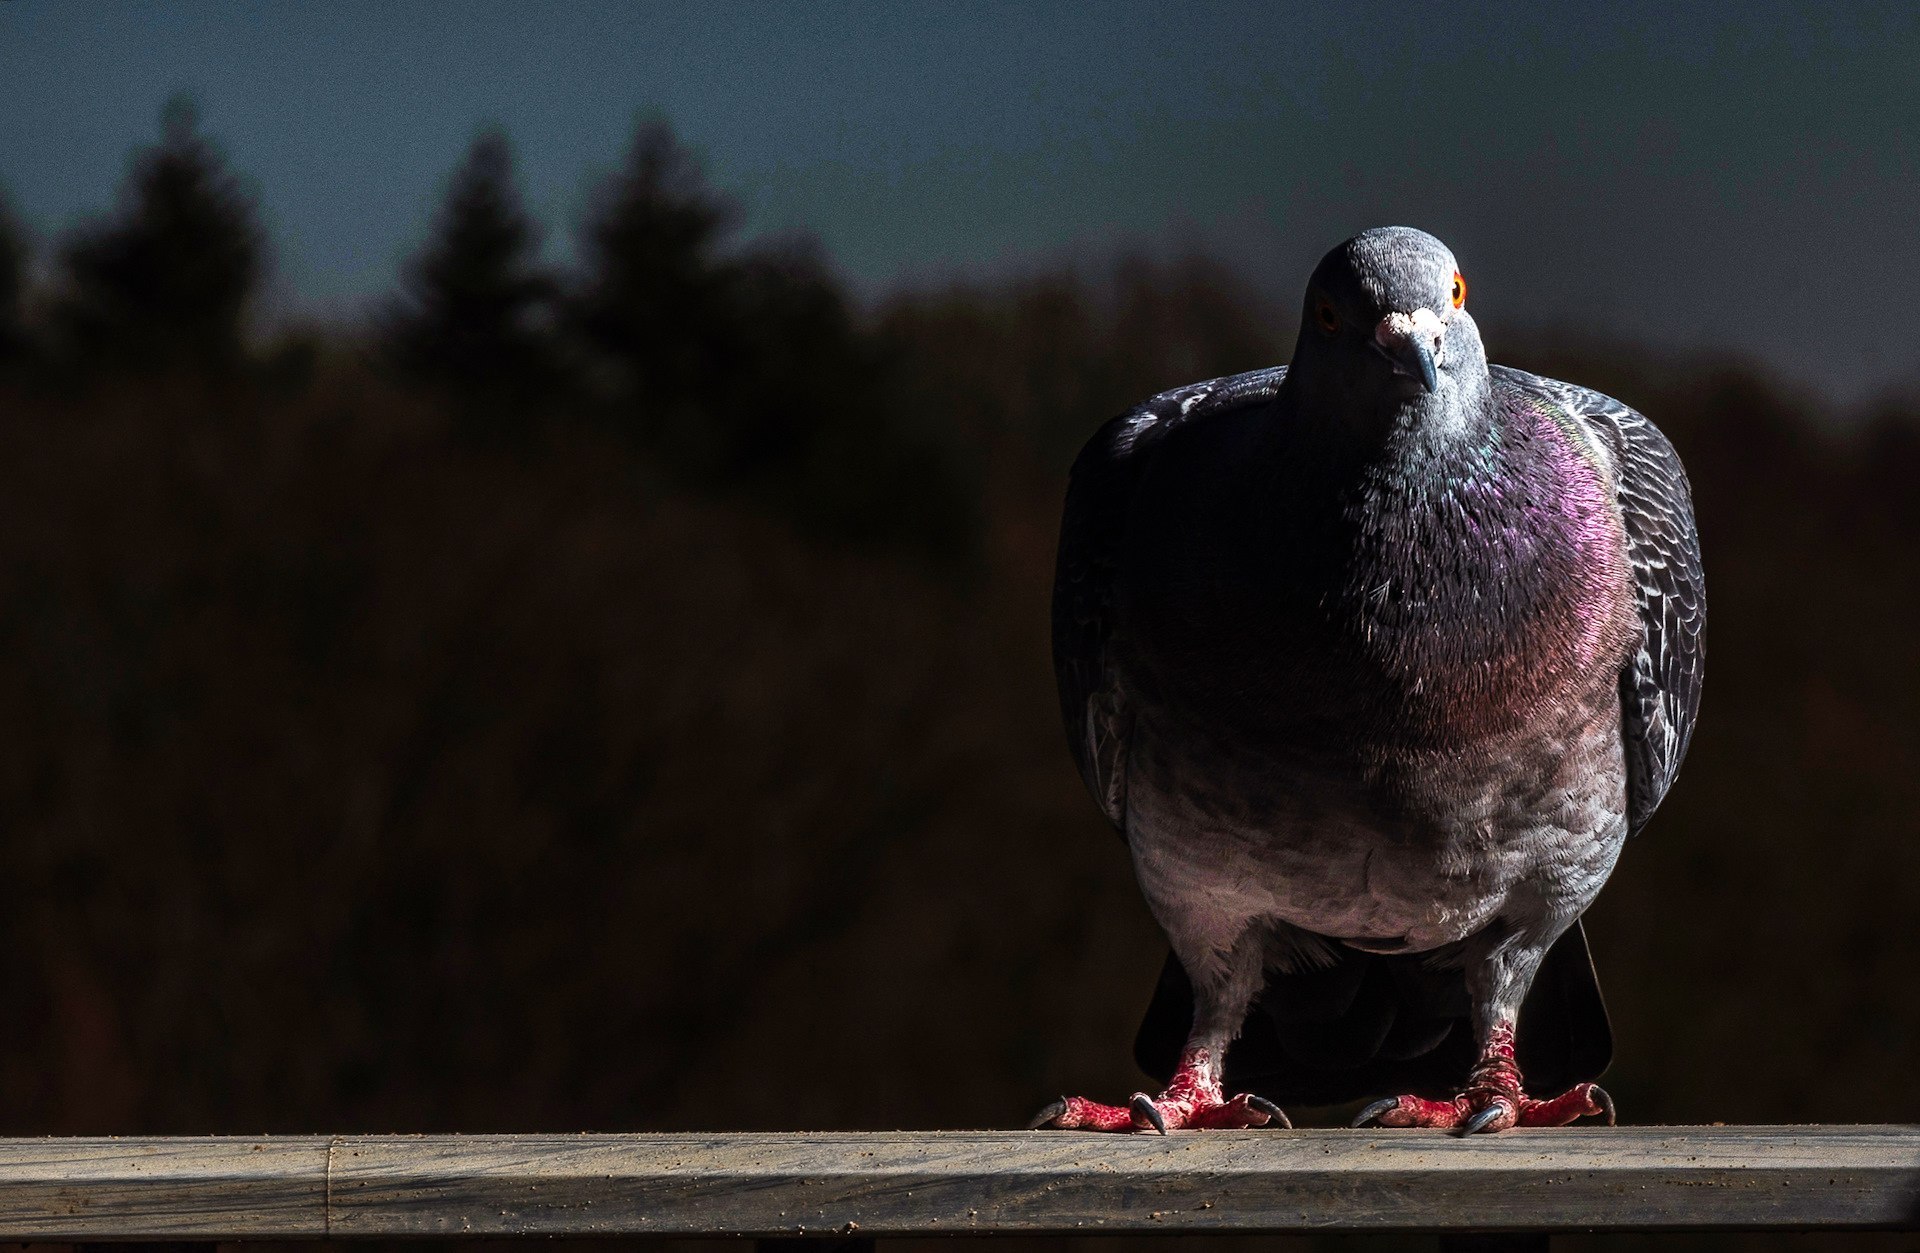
left=1450, top=272, right=1467, bottom=309
left=1315, top=297, right=1340, bottom=333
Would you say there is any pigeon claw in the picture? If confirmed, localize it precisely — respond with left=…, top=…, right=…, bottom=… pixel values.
left=1130, top=1093, right=1169, bottom=1135
left=1513, top=1081, right=1615, bottom=1128
left=1351, top=1096, right=1402, bottom=1128
left=1458, top=1100, right=1513, bottom=1137
left=1024, top=1099, right=1069, bottom=1131
left=1024, top=1095, right=1136, bottom=1131
left=1247, top=1095, right=1293, bottom=1129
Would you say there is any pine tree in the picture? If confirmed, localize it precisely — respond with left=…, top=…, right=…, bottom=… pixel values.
left=385, top=127, right=560, bottom=438
left=567, top=119, right=742, bottom=469
left=565, top=117, right=974, bottom=556
left=48, top=98, right=264, bottom=375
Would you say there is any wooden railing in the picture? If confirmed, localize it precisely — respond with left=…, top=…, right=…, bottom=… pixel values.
left=0, top=1127, right=1914, bottom=1247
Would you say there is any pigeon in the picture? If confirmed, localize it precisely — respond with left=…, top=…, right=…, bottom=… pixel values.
left=1032, top=227, right=1703, bottom=1134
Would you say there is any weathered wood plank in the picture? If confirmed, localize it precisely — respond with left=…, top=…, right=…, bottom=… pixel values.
left=0, top=1138, right=329, bottom=1239
left=323, top=1127, right=1920, bottom=1237
left=0, top=1127, right=1913, bottom=1240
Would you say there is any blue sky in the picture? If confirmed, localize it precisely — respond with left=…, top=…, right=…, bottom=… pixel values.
left=2, top=1, right=1917, bottom=407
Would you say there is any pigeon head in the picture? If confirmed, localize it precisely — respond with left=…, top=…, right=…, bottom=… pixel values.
left=1290, top=227, right=1491, bottom=430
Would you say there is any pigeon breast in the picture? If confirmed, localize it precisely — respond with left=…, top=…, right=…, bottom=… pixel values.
left=1114, top=386, right=1639, bottom=765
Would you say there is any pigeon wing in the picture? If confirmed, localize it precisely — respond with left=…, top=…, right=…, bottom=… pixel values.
left=1051, top=366, right=1289, bottom=831
left=1492, top=366, right=1706, bottom=835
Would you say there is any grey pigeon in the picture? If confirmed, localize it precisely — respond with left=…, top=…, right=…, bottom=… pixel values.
left=1033, top=227, right=1703, bottom=1134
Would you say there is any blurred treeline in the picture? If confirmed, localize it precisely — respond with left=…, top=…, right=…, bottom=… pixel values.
left=0, top=102, right=1917, bottom=1216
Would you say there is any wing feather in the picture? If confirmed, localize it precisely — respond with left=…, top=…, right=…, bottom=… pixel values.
left=1492, top=366, right=1706, bottom=834
left=1050, top=366, right=1288, bottom=830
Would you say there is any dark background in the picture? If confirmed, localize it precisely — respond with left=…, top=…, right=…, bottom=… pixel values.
left=1, top=7, right=1917, bottom=1253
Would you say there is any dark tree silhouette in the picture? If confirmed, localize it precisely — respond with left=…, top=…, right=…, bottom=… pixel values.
left=567, top=119, right=747, bottom=470
left=384, top=127, right=561, bottom=441
left=727, top=239, right=974, bottom=553
left=0, top=193, right=27, bottom=370
left=46, top=98, right=264, bottom=375
left=717, top=239, right=862, bottom=473
left=565, top=118, right=973, bottom=555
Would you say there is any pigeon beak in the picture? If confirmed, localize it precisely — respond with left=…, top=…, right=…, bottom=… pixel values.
left=1372, top=309, right=1444, bottom=393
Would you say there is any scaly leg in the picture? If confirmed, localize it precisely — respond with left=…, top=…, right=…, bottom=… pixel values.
left=1029, top=918, right=1289, bottom=1133
left=1354, top=931, right=1612, bottom=1134
left=1028, top=1044, right=1287, bottom=1132
left=1350, top=1022, right=1614, bottom=1133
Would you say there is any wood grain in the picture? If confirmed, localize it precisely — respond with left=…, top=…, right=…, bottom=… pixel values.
left=0, top=1137, right=328, bottom=1239
left=0, top=1127, right=1912, bottom=1240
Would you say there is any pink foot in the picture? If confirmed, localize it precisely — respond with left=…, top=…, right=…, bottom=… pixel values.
left=1350, top=1025, right=1615, bottom=1135
left=1352, top=1081, right=1613, bottom=1133
left=1027, top=1046, right=1291, bottom=1133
